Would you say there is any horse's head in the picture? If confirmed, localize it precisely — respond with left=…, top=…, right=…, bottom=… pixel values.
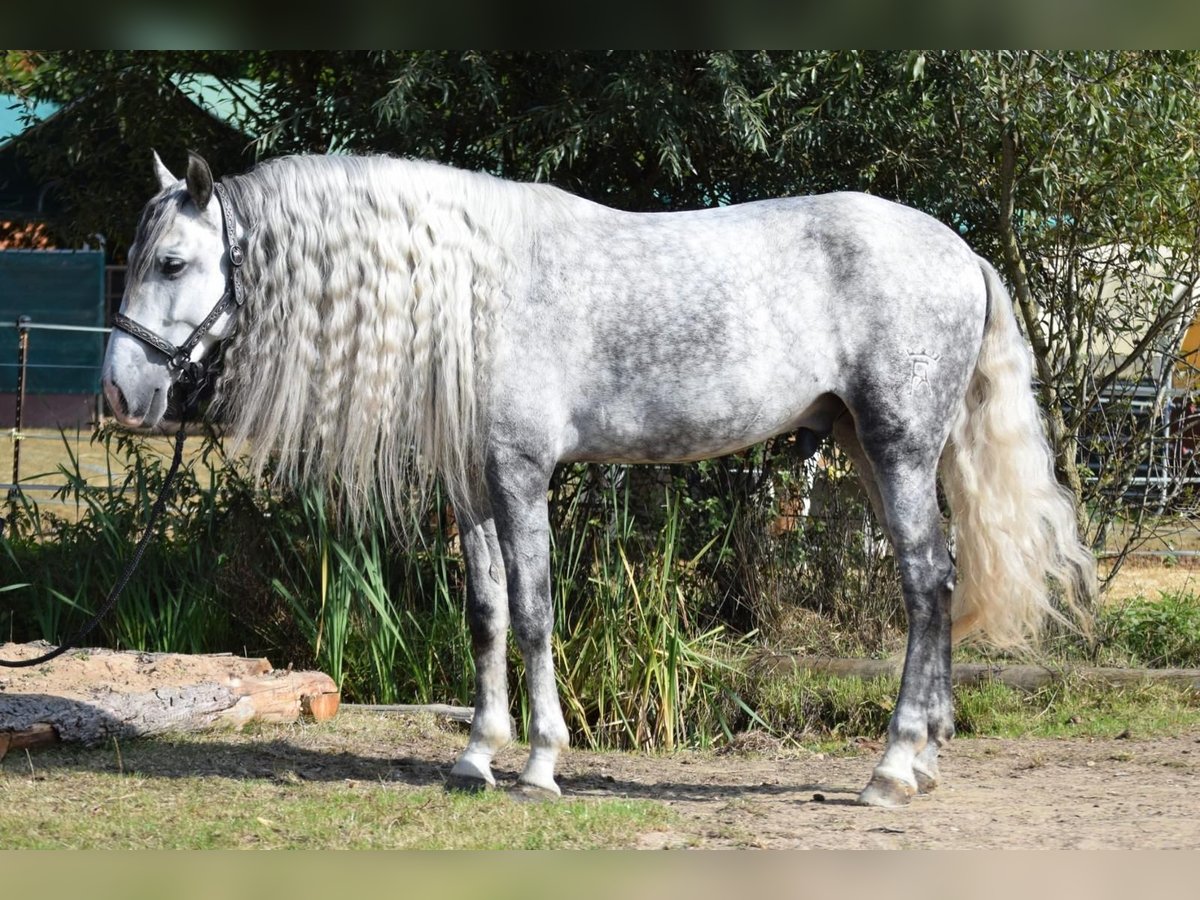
left=101, top=151, right=239, bottom=428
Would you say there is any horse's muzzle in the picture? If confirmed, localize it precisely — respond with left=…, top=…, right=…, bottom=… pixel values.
left=103, top=377, right=144, bottom=428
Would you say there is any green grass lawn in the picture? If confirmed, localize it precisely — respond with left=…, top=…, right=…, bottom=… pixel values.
left=0, top=713, right=670, bottom=850
left=0, top=775, right=665, bottom=850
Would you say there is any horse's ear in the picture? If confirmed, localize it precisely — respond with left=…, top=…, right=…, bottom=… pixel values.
left=185, top=150, right=214, bottom=211
left=152, top=150, right=177, bottom=190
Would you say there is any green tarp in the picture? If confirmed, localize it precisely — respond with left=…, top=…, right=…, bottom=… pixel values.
left=0, top=250, right=105, bottom=394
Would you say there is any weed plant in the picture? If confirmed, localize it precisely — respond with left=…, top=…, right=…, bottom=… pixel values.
left=1094, top=592, right=1200, bottom=667
left=737, top=669, right=1200, bottom=745
left=547, top=467, right=745, bottom=750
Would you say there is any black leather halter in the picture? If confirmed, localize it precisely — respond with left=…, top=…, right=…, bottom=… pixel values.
left=111, top=181, right=245, bottom=401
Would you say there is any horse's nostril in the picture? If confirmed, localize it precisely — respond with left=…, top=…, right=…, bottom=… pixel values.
left=103, top=378, right=129, bottom=419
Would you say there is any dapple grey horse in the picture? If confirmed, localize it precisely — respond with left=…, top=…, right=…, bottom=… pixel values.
left=101, top=151, right=1094, bottom=807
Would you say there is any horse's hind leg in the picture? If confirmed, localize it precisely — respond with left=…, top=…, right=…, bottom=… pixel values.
left=448, top=508, right=513, bottom=791
left=834, top=415, right=955, bottom=807
left=863, top=457, right=954, bottom=806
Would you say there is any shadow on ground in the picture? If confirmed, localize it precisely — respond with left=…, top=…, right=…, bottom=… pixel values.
left=0, top=712, right=864, bottom=806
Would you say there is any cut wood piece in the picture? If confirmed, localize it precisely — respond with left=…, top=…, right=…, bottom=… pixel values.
left=0, top=643, right=341, bottom=750
left=302, top=692, right=341, bottom=722
left=0, top=723, right=59, bottom=761
left=212, top=669, right=341, bottom=725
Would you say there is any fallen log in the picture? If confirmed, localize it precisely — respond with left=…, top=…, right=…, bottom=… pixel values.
left=753, top=654, right=1200, bottom=691
left=0, top=643, right=340, bottom=759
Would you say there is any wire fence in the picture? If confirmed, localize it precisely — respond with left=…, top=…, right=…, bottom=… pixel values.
left=3, top=319, right=111, bottom=500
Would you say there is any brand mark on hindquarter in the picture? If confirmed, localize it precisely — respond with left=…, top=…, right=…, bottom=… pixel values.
left=908, top=349, right=941, bottom=392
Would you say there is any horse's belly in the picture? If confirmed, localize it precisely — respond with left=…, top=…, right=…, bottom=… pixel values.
left=562, top=385, right=834, bottom=465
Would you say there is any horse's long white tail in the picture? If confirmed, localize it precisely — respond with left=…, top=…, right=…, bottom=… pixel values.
left=941, top=259, right=1097, bottom=648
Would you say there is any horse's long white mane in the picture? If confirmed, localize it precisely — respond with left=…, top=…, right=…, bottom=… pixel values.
left=214, top=155, right=531, bottom=523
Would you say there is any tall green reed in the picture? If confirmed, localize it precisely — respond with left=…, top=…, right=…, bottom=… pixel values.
left=548, top=467, right=749, bottom=750
left=264, top=483, right=473, bottom=706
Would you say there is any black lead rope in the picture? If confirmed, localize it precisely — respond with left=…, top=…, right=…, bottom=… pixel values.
left=0, top=424, right=189, bottom=668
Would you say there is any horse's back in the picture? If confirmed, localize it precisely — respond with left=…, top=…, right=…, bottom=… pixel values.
left=495, top=190, right=988, bottom=464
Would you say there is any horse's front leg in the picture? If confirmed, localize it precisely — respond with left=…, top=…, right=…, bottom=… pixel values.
left=488, top=451, right=570, bottom=797
left=448, top=510, right=512, bottom=791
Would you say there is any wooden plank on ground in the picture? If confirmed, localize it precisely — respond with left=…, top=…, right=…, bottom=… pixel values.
left=345, top=703, right=475, bottom=725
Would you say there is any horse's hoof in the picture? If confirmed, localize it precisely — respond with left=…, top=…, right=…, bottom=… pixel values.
left=857, top=773, right=916, bottom=808
left=445, top=773, right=494, bottom=794
left=914, top=768, right=939, bottom=794
left=509, top=780, right=561, bottom=802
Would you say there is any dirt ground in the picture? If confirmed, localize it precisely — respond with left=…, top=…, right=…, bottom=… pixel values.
left=546, top=731, right=1200, bottom=848
left=8, top=706, right=1198, bottom=848
left=220, top=713, right=1198, bottom=848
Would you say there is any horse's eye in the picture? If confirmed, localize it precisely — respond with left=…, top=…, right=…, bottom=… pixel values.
left=161, top=257, right=187, bottom=278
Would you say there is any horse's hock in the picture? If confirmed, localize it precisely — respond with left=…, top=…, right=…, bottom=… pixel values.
left=0, top=644, right=340, bottom=758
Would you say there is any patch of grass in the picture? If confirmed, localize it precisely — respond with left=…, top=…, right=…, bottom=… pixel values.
left=733, top=672, right=898, bottom=742
left=0, top=780, right=667, bottom=850
left=738, top=671, right=1200, bottom=744
left=954, top=676, right=1200, bottom=739
left=0, top=715, right=672, bottom=850
left=1095, top=592, right=1200, bottom=667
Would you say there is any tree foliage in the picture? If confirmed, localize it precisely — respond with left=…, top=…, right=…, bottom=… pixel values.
left=3, top=52, right=256, bottom=248
left=12, top=51, right=1200, bottom=543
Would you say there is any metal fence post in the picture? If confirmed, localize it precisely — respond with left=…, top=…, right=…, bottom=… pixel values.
left=9, top=315, right=31, bottom=503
